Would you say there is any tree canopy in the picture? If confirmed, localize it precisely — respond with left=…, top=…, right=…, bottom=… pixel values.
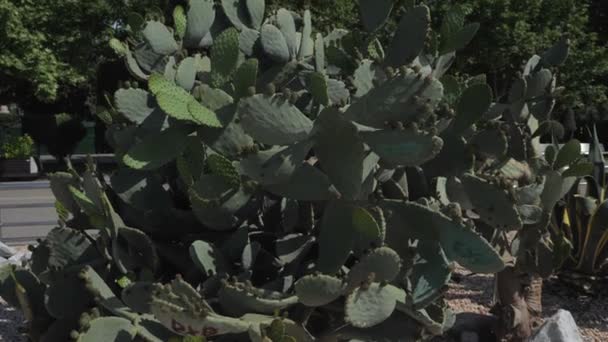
left=0, top=0, right=166, bottom=104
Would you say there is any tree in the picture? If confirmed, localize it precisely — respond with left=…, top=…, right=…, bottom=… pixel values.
left=429, top=0, right=608, bottom=135
left=0, top=0, right=169, bottom=105
left=0, top=0, right=171, bottom=157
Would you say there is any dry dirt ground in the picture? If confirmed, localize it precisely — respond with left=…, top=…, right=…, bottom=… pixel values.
left=446, top=267, right=608, bottom=341
left=1, top=268, right=606, bottom=341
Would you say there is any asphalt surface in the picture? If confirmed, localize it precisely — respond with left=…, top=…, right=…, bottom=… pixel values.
left=0, top=181, right=57, bottom=246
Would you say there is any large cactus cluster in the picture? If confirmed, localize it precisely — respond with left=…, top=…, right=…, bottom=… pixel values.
left=0, top=1, right=586, bottom=341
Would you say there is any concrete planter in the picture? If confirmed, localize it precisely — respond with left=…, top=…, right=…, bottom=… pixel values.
left=0, top=157, right=39, bottom=179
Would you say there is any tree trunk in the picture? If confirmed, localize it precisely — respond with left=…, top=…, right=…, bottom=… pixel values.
left=492, top=266, right=543, bottom=341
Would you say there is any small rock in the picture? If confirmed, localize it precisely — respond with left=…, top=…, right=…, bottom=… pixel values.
left=0, top=242, right=16, bottom=258
left=530, top=309, right=583, bottom=342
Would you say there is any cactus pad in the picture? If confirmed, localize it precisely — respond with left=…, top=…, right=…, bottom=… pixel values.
left=210, top=28, right=240, bottom=86
left=461, top=174, right=523, bottom=231
left=360, top=129, right=443, bottom=167
left=76, top=317, right=136, bottom=341
left=190, top=240, right=231, bottom=276
left=123, top=126, right=190, bottom=170
left=345, top=69, right=443, bottom=128
left=385, top=6, right=430, bottom=67
left=260, top=24, right=290, bottom=63
left=237, top=94, right=313, bottom=145
left=359, top=0, right=393, bottom=32
left=295, top=274, right=344, bottom=307
left=347, top=247, right=402, bottom=288
left=143, top=21, right=179, bottom=55
left=345, top=283, right=398, bottom=328
left=184, top=0, right=215, bottom=47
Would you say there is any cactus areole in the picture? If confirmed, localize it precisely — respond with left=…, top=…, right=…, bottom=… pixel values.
left=0, top=1, right=579, bottom=341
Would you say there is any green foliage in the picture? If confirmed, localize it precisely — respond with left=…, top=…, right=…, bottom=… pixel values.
left=552, top=127, right=608, bottom=293
left=0, top=134, right=34, bottom=159
left=0, top=0, right=166, bottom=103
left=0, top=1, right=585, bottom=341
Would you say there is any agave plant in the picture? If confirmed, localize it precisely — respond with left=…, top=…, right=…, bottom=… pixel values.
left=552, top=125, right=608, bottom=293
left=0, top=1, right=584, bottom=341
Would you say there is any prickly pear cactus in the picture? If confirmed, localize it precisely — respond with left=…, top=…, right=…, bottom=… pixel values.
left=0, top=1, right=580, bottom=341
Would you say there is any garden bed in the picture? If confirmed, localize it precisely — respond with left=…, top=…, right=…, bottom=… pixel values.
left=446, top=266, right=608, bottom=341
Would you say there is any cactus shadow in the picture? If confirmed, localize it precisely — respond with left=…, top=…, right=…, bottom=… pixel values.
left=542, top=277, right=608, bottom=333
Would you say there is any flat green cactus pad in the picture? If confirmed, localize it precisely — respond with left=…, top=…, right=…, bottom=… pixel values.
left=222, top=0, right=251, bottom=30
left=45, top=271, right=93, bottom=319
left=234, top=58, right=259, bottom=99
left=261, top=24, right=290, bottom=63
left=238, top=140, right=314, bottom=185
left=411, top=242, right=452, bottom=309
left=345, top=69, right=443, bottom=128
left=218, top=283, right=298, bottom=316
left=461, top=174, right=523, bottom=231
left=360, top=129, right=443, bottom=167
left=114, top=88, right=158, bottom=125
left=189, top=174, right=252, bottom=230
left=184, top=0, right=215, bottom=47
left=295, top=274, right=344, bottom=307
left=385, top=5, right=430, bottom=67
left=314, top=107, right=366, bottom=199
left=123, top=126, right=190, bottom=170
left=176, top=57, right=197, bottom=91
left=347, top=247, right=402, bottom=289
left=264, top=163, right=337, bottom=201
left=173, top=5, right=187, bottom=39
left=345, top=283, right=398, bottom=328
left=190, top=240, right=231, bottom=277
left=246, top=0, right=265, bottom=30
left=76, top=317, right=136, bottom=342
left=211, top=28, right=240, bottom=86
left=450, top=83, right=493, bottom=135
left=438, top=221, right=505, bottom=274
left=193, top=85, right=234, bottom=112
left=121, top=282, right=155, bottom=313
left=359, top=0, right=393, bottom=32
left=45, top=227, right=98, bottom=268
left=237, top=94, right=313, bottom=145
left=143, top=21, right=179, bottom=55
left=277, top=9, right=298, bottom=58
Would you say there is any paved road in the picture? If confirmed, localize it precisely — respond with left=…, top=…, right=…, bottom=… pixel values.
left=0, top=181, right=57, bottom=246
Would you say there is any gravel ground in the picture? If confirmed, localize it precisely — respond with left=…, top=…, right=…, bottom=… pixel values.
left=0, top=298, right=24, bottom=341
left=1, top=266, right=606, bottom=341
left=446, top=267, right=608, bottom=341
